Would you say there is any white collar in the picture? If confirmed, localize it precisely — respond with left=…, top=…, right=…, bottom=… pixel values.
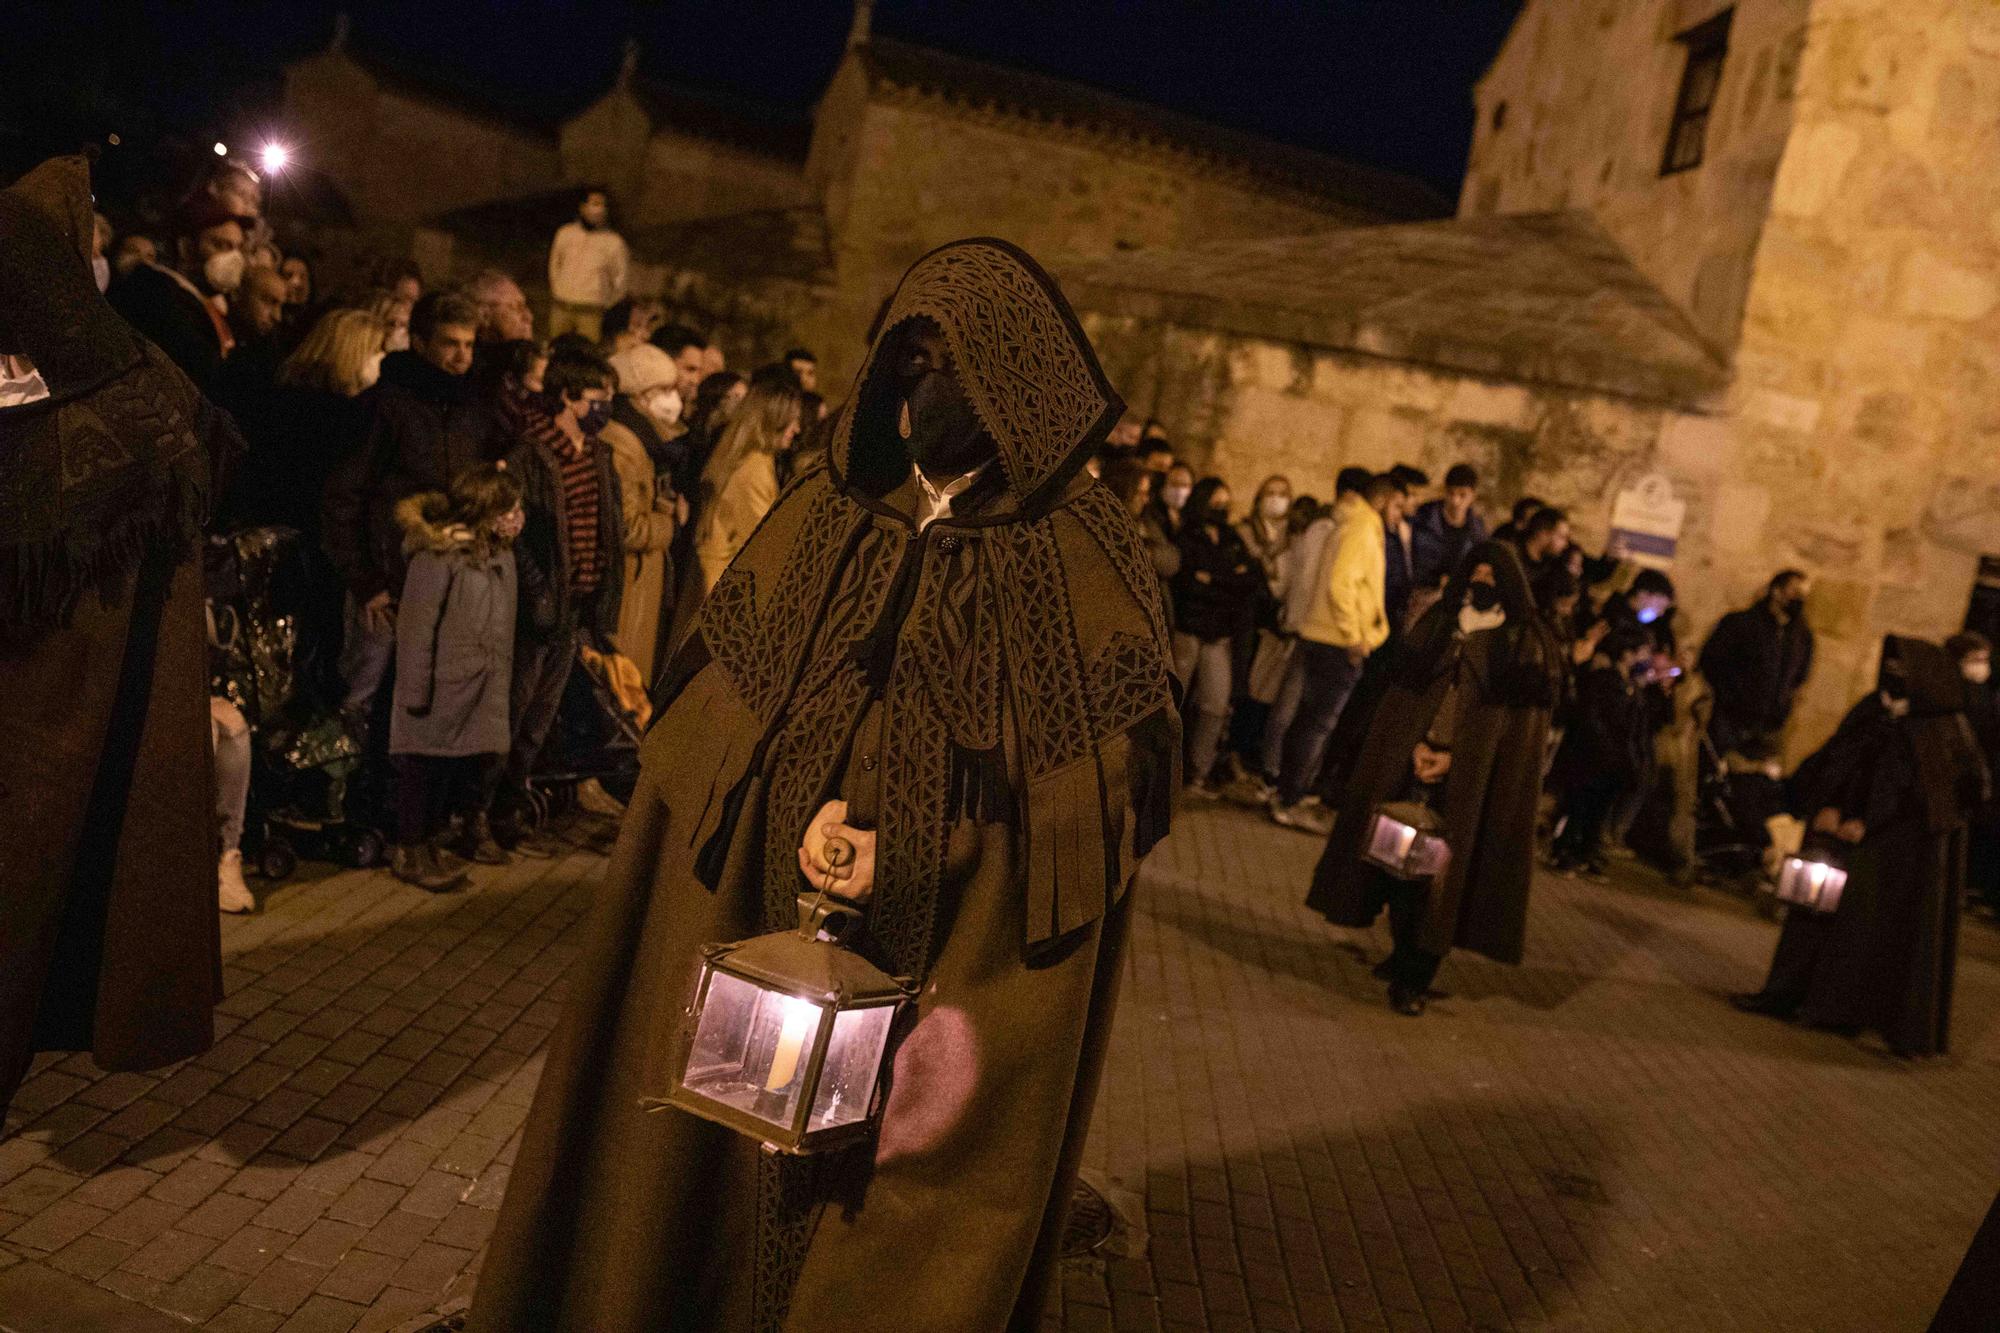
left=0, top=355, right=50, bottom=409
left=912, top=462, right=989, bottom=531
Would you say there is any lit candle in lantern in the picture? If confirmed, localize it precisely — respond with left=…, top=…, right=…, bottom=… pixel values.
left=765, top=995, right=819, bottom=1092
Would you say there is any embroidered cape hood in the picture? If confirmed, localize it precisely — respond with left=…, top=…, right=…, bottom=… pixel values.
left=663, top=237, right=1179, bottom=974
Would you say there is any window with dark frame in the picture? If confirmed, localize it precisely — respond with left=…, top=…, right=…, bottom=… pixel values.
left=1661, top=9, right=1733, bottom=176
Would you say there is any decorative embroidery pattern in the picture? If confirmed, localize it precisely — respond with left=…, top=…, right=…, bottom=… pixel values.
left=1066, top=484, right=1172, bottom=655
left=868, top=647, right=954, bottom=978
left=830, top=240, right=1119, bottom=504
left=992, top=518, right=1095, bottom=777
left=904, top=535, right=1001, bottom=752
left=1087, top=630, right=1177, bottom=741
left=705, top=479, right=866, bottom=722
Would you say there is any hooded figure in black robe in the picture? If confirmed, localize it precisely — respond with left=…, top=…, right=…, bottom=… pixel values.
left=0, top=157, right=235, bottom=1115
left=1306, top=541, right=1561, bottom=1015
left=1734, top=636, right=1987, bottom=1056
left=468, top=239, right=1178, bottom=1332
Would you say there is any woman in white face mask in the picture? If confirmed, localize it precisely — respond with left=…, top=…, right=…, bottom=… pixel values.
left=603, top=340, right=689, bottom=683
left=1229, top=474, right=1296, bottom=780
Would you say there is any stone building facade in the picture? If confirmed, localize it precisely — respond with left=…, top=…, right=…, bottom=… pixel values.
left=279, top=10, right=1439, bottom=384
left=1070, top=0, right=2000, bottom=756
left=281, top=20, right=561, bottom=224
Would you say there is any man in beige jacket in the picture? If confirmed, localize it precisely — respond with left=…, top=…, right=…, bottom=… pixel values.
left=1269, top=472, right=1399, bottom=830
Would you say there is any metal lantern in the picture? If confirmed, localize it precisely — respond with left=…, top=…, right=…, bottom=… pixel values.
left=1775, top=848, right=1848, bottom=914
left=657, top=895, right=916, bottom=1155
left=1362, top=801, right=1452, bottom=880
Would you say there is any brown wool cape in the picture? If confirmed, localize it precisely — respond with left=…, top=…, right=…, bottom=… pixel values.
left=1307, top=543, right=1560, bottom=964
left=0, top=158, right=234, bottom=1114
left=469, top=239, right=1179, bottom=1332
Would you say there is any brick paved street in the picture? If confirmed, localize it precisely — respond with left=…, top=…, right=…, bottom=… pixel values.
left=5, top=803, right=1998, bottom=1331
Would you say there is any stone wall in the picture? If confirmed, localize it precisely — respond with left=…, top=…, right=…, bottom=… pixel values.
left=804, top=95, right=1392, bottom=387
left=1077, top=310, right=1745, bottom=645
left=283, top=54, right=560, bottom=224
left=561, top=88, right=811, bottom=228
left=1703, top=0, right=2000, bottom=749
left=1464, top=0, right=1811, bottom=351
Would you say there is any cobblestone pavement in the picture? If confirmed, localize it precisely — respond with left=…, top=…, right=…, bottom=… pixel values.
left=4, top=803, right=1998, bottom=1331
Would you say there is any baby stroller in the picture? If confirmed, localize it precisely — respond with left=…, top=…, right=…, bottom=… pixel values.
left=1691, top=732, right=1786, bottom=889
left=519, top=639, right=645, bottom=831
left=207, top=527, right=388, bottom=879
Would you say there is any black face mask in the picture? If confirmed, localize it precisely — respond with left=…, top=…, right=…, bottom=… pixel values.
left=903, top=367, right=991, bottom=476
left=1468, top=582, right=1502, bottom=613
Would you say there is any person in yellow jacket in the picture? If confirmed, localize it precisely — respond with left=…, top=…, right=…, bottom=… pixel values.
left=1269, top=472, right=1401, bottom=829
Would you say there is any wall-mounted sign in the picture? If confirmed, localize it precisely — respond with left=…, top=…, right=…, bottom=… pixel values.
left=1607, top=473, right=1686, bottom=571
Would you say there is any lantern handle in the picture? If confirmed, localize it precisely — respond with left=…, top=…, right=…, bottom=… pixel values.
left=798, top=890, right=862, bottom=943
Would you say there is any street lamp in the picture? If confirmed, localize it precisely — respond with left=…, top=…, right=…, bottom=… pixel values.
left=1362, top=800, right=1452, bottom=880
left=652, top=893, right=915, bottom=1154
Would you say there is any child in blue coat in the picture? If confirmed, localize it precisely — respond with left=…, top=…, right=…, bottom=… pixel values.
left=389, top=463, right=523, bottom=890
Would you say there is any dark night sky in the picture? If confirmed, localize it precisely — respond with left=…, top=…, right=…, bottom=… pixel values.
left=6, top=1, right=1521, bottom=204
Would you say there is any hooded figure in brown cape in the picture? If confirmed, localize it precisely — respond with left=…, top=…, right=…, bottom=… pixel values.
left=469, top=238, right=1179, bottom=1332
left=1306, top=541, right=1561, bottom=1015
left=0, top=157, right=236, bottom=1115
left=1733, top=636, right=1987, bottom=1056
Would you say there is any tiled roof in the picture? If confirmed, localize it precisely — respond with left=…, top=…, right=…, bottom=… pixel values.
left=1057, top=212, right=1730, bottom=407
left=854, top=37, right=1446, bottom=223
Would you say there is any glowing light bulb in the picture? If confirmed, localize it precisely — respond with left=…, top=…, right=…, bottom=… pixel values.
left=260, top=143, right=290, bottom=173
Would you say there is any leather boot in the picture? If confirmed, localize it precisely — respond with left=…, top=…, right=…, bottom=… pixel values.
left=462, top=813, right=511, bottom=866
left=393, top=843, right=464, bottom=893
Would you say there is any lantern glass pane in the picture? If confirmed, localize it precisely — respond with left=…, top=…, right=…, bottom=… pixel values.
left=683, top=970, right=824, bottom=1129
left=1777, top=857, right=1848, bottom=913
left=1408, top=835, right=1451, bottom=879
left=807, top=1003, right=896, bottom=1133
left=1365, top=815, right=1418, bottom=871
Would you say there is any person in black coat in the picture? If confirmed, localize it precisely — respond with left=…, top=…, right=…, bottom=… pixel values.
left=1733, top=636, right=1988, bottom=1055
left=1548, top=628, right=1655, bottom=874
left=1307, top=542, right=1563, bottom=1015
left=106, top=201, right=251, bottom=394
left=1948, top=632, right=2000, bottom=914
left=321, top=293, right=507, bottom=717
left=1170, top=477, right=1267, bottom=794
left=1699, top=570, right=1814, bottom=756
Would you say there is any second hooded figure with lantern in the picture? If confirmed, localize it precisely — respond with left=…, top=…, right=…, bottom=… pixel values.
left=1307, top=541, right=1564, bottom=1016
left=467, top=240, right=1178, bottom=1332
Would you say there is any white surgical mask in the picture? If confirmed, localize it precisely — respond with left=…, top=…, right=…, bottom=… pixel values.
left=203, top=248, right=246, bottom=294
left=92, top=256, right=111, bottom=292
left=1162, top=484, right=1191, bottom=512
left=1259, top=494, right=1291, bottom=521
left=643, top=386, right=683, bottom=428
left=1964, top=660, right=1991, bottom=685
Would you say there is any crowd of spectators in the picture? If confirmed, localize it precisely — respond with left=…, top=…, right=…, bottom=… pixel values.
left=100, top=170, right=810, bottom=904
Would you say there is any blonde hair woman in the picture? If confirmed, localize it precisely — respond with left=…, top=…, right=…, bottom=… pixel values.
left=277, top=308, right=389, bottom=396
left=363, top=288, right=413, bottom=353
left=694, top=379, right=802, bottom=592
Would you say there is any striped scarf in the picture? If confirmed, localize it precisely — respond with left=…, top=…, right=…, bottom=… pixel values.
left=517, top=405, right=603, bottom=595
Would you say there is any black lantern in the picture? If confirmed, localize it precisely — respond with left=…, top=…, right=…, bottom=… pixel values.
left=1775, top=847, right=1847, bottom=914
left=1362, top=800, right=1452, bottom=880
left=655, top=894, right=916, bottom=1154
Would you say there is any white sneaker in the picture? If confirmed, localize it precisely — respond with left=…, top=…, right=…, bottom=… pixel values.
left=577, top=778, right=627, bottom=818
left=218, top=849, right=255, bottom=914
left=1269, top=802, right=1336, bottom=836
